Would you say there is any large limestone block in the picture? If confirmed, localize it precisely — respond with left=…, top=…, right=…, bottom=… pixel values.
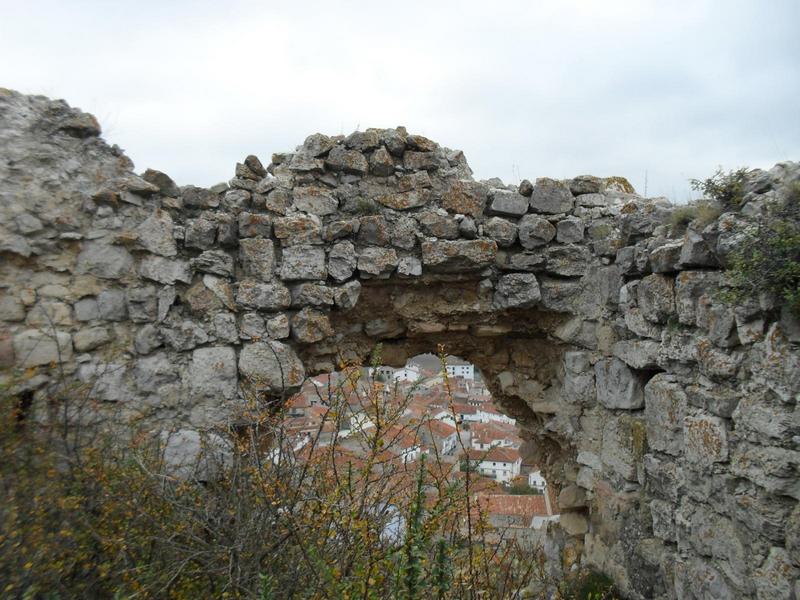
left=235, top=280, right=291, bottom=310
left=357, top=247, right=398, bottom=278
left=421, top=239, right=497, bottom=272
left=238, top=341, right=305, bottom=393
left=644, top=374, right=687, bottom=456
left=518, top=215, right=556, bottom=249
left=488, top=189, right=528, bottom=216
left=730, top=443, right=800, bottom=499
left=76, top=242, right=134, bottom=279
left=280, top=245, right=327, bottom=280
left=492, top=273, right=541, bottom=309
left=328, top=241, right=357, bottom=282
left=189, top=346, right=238, bottom=400
left=684, top=413, right=728, bottom=467
left=601, top=415, right=647, bottom=481
left=637, top=274, right=675, bottom=323
left=291, top=307, right=333, bottom=343
left=239, top=238, right=275, bottom=281
left=13, top=329, right=73, bottom=367
left=595, top=358, right=645, bottom=409
left=530, top=178, right=574, bottom=214
left=134, top=209, right=177, bottom=257
left=139, top=256, right=192, bottom=285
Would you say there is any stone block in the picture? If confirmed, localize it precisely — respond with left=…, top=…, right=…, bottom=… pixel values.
left=595, top=358, right=645, bottom=409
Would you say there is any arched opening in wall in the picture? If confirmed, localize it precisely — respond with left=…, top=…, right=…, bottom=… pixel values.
left=254, top=268, right=611, bottom=585
left=279, top=351, right=562, bottom=542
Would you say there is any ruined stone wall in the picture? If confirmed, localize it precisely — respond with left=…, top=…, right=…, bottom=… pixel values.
left=0, top=89, right=798, bottom=599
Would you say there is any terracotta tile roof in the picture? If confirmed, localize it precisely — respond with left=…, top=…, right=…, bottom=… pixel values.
left=425, top=419, right=457, bottom=438
left=475, top=493, right=552, bottom=521
left=466, top=446, right=520, bottom=464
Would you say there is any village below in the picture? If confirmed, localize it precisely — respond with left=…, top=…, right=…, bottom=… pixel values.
left=281, top=355, right=560, bottom=541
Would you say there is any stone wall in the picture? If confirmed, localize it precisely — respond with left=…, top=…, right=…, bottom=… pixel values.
left=1, top=89, right=798, bottom=599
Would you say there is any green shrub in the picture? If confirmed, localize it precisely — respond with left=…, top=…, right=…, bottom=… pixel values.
left=669, top=200, right=722, bottom=235
left=722, top=183, right=800, bottom=316
left=690, top=167, right=749, bottom=210
left=558, top=569, right=622, bottom=599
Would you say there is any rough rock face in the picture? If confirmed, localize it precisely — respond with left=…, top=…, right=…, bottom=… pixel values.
left=1, top=89, right=798, bottom=599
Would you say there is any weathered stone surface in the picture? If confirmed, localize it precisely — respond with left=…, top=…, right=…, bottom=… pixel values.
left=236, top=280, right=292, bottom=310
left=493, top=273, right=541, bottom=310
left=679, top=230, right=718, bottom=267
left=637, top=274, right=675, bottom=323
left=518, top=215, right=556, bottom=249
left=134, top=323, right=163, bottom=354
left=273, top=214, right=322, bottom=245
left=357, top=215, right=390, bottom=245
left=595, top=358, right=645, bottom=409
left=291, top=283, right=334, bottom=308
left=357, top=247, right=398, bottom=278
left=754, top=547, right=798, bottom=600
left=556, top=216, right=584, bottom=243
left=730, top=443, right=800, bottom=499
left=13, top=329, right=73, bottom=367
left=530, top=178, right=574, bottom=214
left=238, top=341, right=305, bottom=393
left=369, top=146, right=395, bottom=176
left=74, top=290, right=128, bottom=322
left=139, top=256, right=191, bottom=285
left=333, top=280, right=361, bottom=310
left=416, top=211, right=459, bottom=239
left=376, top=190, right=428, bottom=211
left=644, top=375, right=687, bottom=456
left=126, top=286, right=157, bottom=322
left=488, top=189, right=528, bottom=216
left=601, top=415, right=647, bottom=481
left=238, top=212, right=271, bottom=238
left=73, top=326, right=112, bottom=352
left=185, top=217, right=217, bottom=249
left=328, top=240, right=357, bottom=282
left=560, top=512, right=589, bottom=536
left=142, top=168, right=180, bottom=197
left=280, top=245, right=327, bottom=280
left=612, top=339, right=660, bottom=369
left=191, top=250, right=234, bottom=277
left=266, top=314, right=290, bottom=339
left=293, top=186, right=339, bottom=215
left=76, top=243, right=133, bottom=279
left=403, top=150, right=439, bottom=171
left=160, top=429, right=231, bottom=481
left=442, top=180, right=485, bottom=217
left=239, top=238, right=275, bottom=281
left=325, top=145, right=368, bottom=175
left=421, top=240, right=497, bottom=272
left=483, top=217, right=517, bottom=247
left=291, top=307, right=333, bottom=343
left=649, top=240, right=682, bottom=273
left=684, top=413, right=728, bottom=467
left=135, top=209, right=177, bottom=257
left=397, top=256, right=422, bottom=278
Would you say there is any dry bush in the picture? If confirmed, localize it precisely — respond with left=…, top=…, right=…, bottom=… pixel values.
left=0, top=347, right=549, bottom=599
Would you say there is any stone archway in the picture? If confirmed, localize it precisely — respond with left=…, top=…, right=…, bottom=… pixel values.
left=2, top=90, right=799, bottom=600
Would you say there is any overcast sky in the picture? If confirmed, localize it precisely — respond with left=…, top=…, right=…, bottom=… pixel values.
left=2, top=0, right=798, bottom=201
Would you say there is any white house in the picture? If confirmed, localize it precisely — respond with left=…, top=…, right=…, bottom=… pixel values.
left=528, top=469, right=547, bottom=492
left=421, top=420, right=459, bottom=455
left=392, top=366, right=421, bottom=383
left=446, top=361, right=474, bottom=381
left=465, top=447, right=522, bottom=484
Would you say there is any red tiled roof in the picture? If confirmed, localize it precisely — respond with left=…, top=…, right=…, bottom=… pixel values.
left=475, top=493, right=551, bottom=520
left=466, top=446, right=520, bottom=464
